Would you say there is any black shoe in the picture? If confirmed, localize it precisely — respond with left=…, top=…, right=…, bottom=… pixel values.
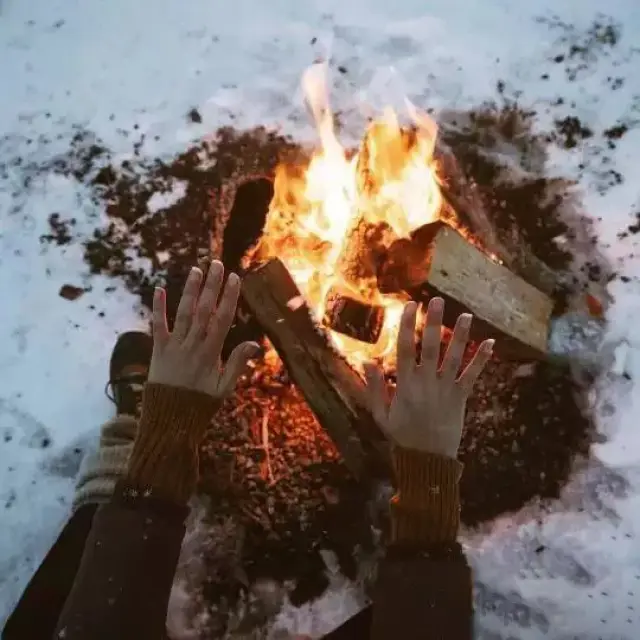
left=105, top=331, right=153, bottom=417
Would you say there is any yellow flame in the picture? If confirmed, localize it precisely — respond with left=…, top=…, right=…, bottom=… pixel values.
left=247, top=63, right=444, bottom=370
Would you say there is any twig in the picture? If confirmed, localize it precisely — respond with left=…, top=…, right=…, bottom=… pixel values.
left=261, top=412, right=275, bottom=485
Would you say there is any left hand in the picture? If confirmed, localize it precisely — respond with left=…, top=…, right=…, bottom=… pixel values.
left=148, top=261, right=260, bottom=401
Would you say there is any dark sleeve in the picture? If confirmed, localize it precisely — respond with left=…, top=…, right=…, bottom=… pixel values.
left=53, top=484, right=188, bottom=640
left=370, top=448, right=473, bottom=640
left=371, top=543, right=472, bottom=640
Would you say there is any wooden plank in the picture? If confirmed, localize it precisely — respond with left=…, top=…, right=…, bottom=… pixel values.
left=241, top=258, right=392, bottom=482
left=379, top=221, right=554, bottom=359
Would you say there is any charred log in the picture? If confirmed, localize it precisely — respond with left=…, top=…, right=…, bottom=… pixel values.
left=241, top=258, right=393, bottom=482
left=334, top=219, right=395, bottom=287
left=323, top=289, right=385, bottom=343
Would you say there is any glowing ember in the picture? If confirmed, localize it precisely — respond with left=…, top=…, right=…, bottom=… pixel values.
left=246, top=63, right=446, bottom=370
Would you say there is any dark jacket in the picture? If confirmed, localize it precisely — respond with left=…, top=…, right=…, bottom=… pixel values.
left=10, top=384, right=472, bottom=639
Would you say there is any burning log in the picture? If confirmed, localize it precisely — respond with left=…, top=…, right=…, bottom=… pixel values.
left=323, top=121, right=414, bottom=341
left=323, top=288, right=385, bottom=344
left=241, top=258, right=392, bottom=482
left=356, top=118, right=563, bottom=297
left=379, top=220, right=554, bottom=360
left=326, top=218, right=394, bottom=342
left=334, top=219, right=395, bottom=287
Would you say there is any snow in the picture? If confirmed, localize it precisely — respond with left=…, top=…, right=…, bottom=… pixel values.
left=3, top=0, right=640, bottom=637
left=147, top=180, right=188, bottom=214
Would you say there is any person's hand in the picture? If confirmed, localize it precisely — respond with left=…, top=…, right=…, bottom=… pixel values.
left=149, top=261, right=259, bottom=401
left=363, top=297, right=494, bottom=459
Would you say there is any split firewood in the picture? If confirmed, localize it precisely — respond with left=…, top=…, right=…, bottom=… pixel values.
left=241, top=258, right=392, bottom=482
left=323, top=288, right=385, bottom=344
left=355, top=119, right=563, bottom=297
left=378, top=220, right=555, bottom=360
left=324, top=217, right=394, bottom=342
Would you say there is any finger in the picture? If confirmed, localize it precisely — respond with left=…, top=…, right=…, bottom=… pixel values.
left=457, top=339, right=494, bottom=395
left=440, top=313, right=472, bottom=383
left=152, top=287, right=169, bottom=344
left=396, top=302, right=418, bottom=386
left=363, top=362, right=391, bottom=429
left=205, top=272, right=242, bottom=362
left=173, top=267, right=203, bottom=340
left=218, top=341, right=260, bottom=398
left=191, top=261, right=224, bottom=338
left=420, top=297, right=444, bottom=375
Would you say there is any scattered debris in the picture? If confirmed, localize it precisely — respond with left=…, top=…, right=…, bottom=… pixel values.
left=40, top=213, right=77, bottom=246
left=618, top=211, right=640, bottom=239
left=187, top=108, right=203, bottom=124
left=539, top=15, right=624, bottom=82
left=58, top=284, right=85, bottom=301
left=554, top=115, right=594, bottom=149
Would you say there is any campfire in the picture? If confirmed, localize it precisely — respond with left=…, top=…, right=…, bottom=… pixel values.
left=238, top=62, right=556, bottom=481
left=69, top=66, right=602, bottom=623
left=246, top=63, right=446, bottom=370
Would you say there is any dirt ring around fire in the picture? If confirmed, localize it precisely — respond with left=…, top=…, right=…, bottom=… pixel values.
left=27, top=105, right=615, bottom=634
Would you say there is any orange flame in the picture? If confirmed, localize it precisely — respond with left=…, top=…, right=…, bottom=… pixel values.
left=247, top=63, right=445, bottom=370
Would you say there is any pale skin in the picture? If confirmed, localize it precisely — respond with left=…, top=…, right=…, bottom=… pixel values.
left=148, top=263, right=493, bottom=461
left=148, top=261, right=259, bottom=402
left=363, top=298, right=494, bottom=459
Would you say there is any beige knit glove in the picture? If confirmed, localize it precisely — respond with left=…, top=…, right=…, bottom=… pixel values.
left=72, top=416, right=137, bottom=512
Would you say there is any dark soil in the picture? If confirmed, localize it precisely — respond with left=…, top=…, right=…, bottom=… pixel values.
left=460, top=359, right=590, bottom=525
left=83, top=127, right=298, bottom=342
left=34, top=107, right=600, bottom=631
left=40, top=212, right=77, bottom=246
left=198, top=369, right=370, bottom=614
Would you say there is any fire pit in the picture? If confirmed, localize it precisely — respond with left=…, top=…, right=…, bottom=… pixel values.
left=232, top=63, right=562, bottom=484
left=60, top=64, right=606, bottom=634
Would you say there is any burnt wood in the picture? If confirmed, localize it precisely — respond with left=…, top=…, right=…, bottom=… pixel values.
left=323, top=289, right=385, bottom=343
left=241, top=258, right=393, bottom=482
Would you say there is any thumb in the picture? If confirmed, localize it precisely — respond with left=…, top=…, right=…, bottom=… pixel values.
left=363, top=362, right=390, bottom=430
left=218, top=342, right=260, bottom=398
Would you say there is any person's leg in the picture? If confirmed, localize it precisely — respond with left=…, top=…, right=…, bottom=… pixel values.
left=2, top=417, right=136, bottom=640
left=321, top=606, right=372, bottom=640
left=2, top=332, right=152, bottom=640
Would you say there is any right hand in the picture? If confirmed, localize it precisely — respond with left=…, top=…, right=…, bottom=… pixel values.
left=363, top=297, right=494, bottom=459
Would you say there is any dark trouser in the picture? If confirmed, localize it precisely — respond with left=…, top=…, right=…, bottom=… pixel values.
left=323, top=608, right=371, bottom=639
left=3, top=505, right=98, bottom=640
left=2, top=505, right=371, bottom=640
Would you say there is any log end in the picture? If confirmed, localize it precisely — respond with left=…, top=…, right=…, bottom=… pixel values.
left=323, top=289, right=385, bottom=344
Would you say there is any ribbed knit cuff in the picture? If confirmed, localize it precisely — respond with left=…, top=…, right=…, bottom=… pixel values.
left=124, top=383, right=218, bottom=506
left=390, top=447, right=463, bottom=545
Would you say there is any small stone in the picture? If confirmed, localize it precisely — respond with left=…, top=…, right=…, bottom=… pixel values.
left=187, top=108, right=202, bottom=124
left=59, top=284, right=84, bottom=301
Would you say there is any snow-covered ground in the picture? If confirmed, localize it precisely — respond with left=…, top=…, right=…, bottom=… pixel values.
left=2, top=0, right=640, bottom=637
